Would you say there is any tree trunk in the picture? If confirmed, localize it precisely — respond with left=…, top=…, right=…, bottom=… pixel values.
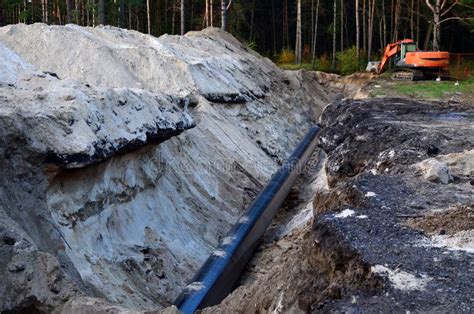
left=424, top=0, right=453, bottom=51
left=391, top=0, right=394, bottom=38
left=410, top=0, right=414, bottom=39
left=146, top=0, right=151, bottom=34
left=416, top=0, right=420, bottom=42
left=98, top=0, right=106, bottom=25
left=181, top=0, right=184, bottom=35
left=119, top=0, right=125, bottom=28
left=368, top=0, right=375, bottom=61
left=210, top=0, right=213, bottom=27
left=295, top=0, right=302, bottom=64
left=92, top=0, right=95, bottom=26
left=86, top=0, right=90, bottom=26
left=362, top=0, right=366, bottom=51
left=66, top=0, right=73, bottom=23
left=311, top=0, right=320, bottom=67
left=392, top=0, right=400, bottom=42
left=356, top=0, right=359, bottom=61
left=75, top=0, right=80, bottom=25
left=311, top=0, right=314, bottom=58
left=249, top=0, right=255, bottom=39
left=382, top=0, right=387, bottom=48
left=284, top=0, right=289, bottom=49
left=423, top=21, right=433, bottom=50
left=164, top=0, right=168, bottom=30
left=272, top=0, right=276, bottom=55
left=157, top=0, right=161, bottom=33
left=41, top=0, right=47, bottom=23
left=172, top=0, right=176, bottom=34
left=332, top=0, right=336, bottom=70
left=433, top=5, right=440, bottom=50
left=220, top=0, right=229, bottom=31
left=205, top=0, right=209, bottom=27
left=340, top=0, right=343, bottom=52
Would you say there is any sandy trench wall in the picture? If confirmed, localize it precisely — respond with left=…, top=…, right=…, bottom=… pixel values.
left=0, top=24, right=330, bottom=310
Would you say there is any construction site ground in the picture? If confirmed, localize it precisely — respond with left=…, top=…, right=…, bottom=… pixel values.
left=207, top=76, right=474, bottom=313
left=0, top=24, right=472, bottom=313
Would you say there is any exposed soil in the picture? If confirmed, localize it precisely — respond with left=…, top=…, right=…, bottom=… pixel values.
left=203, top=150, right=380, bottom=313
left=406, top=204, right=474, bottom=236
left=209, top=96, right=473, bottom=313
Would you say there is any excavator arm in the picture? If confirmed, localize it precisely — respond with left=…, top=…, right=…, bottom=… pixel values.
left=377, top=42, right=401, bottom=74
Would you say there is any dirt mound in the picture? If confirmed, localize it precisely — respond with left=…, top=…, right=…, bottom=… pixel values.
left=0, top=25, right=332, bottom=312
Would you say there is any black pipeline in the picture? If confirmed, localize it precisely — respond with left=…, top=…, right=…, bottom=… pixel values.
left=174, top=125, right=321, bottom=313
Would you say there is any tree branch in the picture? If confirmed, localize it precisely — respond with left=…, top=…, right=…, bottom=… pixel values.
left=226, top=0, right=232, bottom=11
left=441, top=0, right=448, bottom=10
left=441, top=0, right=459, bottom=16
left=457, top=2, right=474, bottom=10
left=425, top=0, right=435, bottom=13
left=403, top=3, right=432, bottom=22
left=439, top=16, right=474, bottom=24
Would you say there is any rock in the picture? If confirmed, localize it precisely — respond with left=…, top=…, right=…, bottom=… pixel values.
left=437, top=150, right=474, bottom=179
left=416, top=158, right=452, bottom=184
left=7, top=263, right=26, bottom=273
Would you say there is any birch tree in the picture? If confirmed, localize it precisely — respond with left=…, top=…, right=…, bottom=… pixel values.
left=221, top=0, right=231, bottom=31
left=98, top=0, right=105, bottom=25
left=356, top=0, right=359, bottom=61
left=181, top=0, right=184, bottom=35
left=311, top=0, right=320, bottom=67
left=67, top=0, right=73, bottom=23
left=367, top=0, right=375, bottom=61
left=146, top=0, right=151, bottom=34
left=295, top=0, right=302, bottom=64
left=332, top=0, right=336, bottom=70
left=424, top=0, right=470, bottom=50
left=340, top=0, right=343, bottom=51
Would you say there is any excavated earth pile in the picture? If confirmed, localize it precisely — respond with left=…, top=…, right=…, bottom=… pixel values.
left=0, top=24, right=334, bottom=312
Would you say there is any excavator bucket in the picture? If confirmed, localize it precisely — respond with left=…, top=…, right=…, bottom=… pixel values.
left=366, top=61, right=381, bottom=72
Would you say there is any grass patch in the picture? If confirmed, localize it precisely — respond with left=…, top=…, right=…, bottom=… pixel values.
left=278, top=63, right=316, bottom=71
left=371, top=78, right=474, bottom=100
left=390, top=77, right=474, bottom=100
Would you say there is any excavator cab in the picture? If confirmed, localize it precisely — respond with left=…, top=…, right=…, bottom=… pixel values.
left=400, top=42, right=417, bottom=61
left=394, top=41, right=417, bottom=68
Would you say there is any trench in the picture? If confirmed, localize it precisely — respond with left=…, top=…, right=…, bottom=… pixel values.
left=0, top=25, right=375, bottom=312
left=41, top=87, right=367, bottom=312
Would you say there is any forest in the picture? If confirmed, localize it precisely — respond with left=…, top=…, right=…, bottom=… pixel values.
left=0, top=0, right=473, bottom=72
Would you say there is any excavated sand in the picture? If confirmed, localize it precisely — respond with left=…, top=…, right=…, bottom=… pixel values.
left=0, top=24, right=332, bottom=311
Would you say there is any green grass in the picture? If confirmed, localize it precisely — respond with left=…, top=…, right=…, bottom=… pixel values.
left=278, top=63, right=321, bottom=71
left=391, top=78, right=474, bottom=100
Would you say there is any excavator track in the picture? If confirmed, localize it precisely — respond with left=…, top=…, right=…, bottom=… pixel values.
left=391, top=69, right=424, bottom=81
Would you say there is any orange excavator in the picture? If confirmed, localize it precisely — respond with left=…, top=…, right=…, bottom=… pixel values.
left=369, top=39, right=449, bottom=80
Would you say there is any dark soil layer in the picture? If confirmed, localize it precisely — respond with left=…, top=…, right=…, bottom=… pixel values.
left=204, top=97, right=473, bottom=313
left=315, top=98, right=473, bottom=312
